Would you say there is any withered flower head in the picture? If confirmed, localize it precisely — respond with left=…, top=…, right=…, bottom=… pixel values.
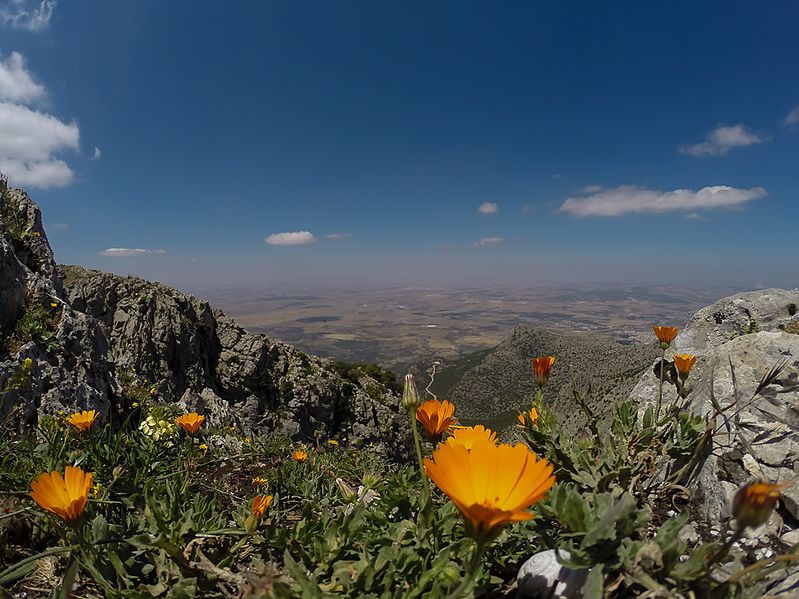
left=733, top=480, right=789, bottom=528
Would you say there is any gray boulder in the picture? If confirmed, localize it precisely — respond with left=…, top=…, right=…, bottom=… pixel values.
left=517, top=549, right=588, bottom=598
left=629, top=289, right=799, bottom=535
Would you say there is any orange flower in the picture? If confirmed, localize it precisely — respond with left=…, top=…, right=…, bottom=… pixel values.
left=672, top=353, right=698, bottom=379
left=653, top=326, right=679, bottom=348
left=531, top=356, right=555, bottom=387
left=416, top=399, right=457, bottom=444
left=251, top=494, right=274, bottom=519
left=517, top=407, right=539, bottom=428
left=293, top=450, right=308, bottom=462
left=733, top=480, right=789, bottom=528
left=446, top=425, right=497, bottom=451
left=30, top=466, right=93, bottom=522
left=67, top=410, right=97, bottom=432
left=424, top=441, right=555, bottom=540
left=175, top=412, right=205, bottom=435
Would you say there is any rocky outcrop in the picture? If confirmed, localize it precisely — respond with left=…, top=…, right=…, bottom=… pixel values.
left=629, top=289, right=799, bottom=537
left=0, top=184, right=117, bottom=425
left=1, top=184, right=411, bottom=458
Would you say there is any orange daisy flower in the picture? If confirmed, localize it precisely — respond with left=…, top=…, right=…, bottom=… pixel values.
left=30, top=466, right=93, bottom=522
left=416, top=399, right=457, bottom=444
left=517, top=407, right=539, bottom=428
left=67, top=410, right=97, bottom=432
left=424, top=441, right=555, bottom=540
left=672, top=353, right=698, bottom=379
left=531, top=356, right=555, bottom=387
left=293, top=450, right=308, bottom=462
left=733, top=480, right=789, bottom=528
left=251, top=495, right=274, bottom=519
left=445, top=425, right=497, bottom=451
left=653, top=326, right=679, bottom=348
left=175, top=412, right=205, bottom=435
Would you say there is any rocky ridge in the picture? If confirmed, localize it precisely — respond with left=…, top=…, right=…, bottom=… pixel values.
left=0, top=182, right=411, bottom=458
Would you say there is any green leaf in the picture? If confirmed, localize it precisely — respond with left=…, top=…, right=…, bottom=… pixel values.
left=582, top=564, right=604, bottom=599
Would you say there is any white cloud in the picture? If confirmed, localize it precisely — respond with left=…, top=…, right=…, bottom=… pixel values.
left=92, top=146, right=101, bottom=160
left=0, top=0, right=56, bottom=31
left=265, top=231, right=317, bottom=246
left=683, top=212, right=708, bottom=221
left=581, top=184, right=604, bottom=193
left=324, top=232, right=352, bottom=239
left=0, top=51, right=81, bottom=189
left=477, top=201, right=498, bottom=214
left=0, top=52, right=45, bottom=102
left=474, top=236, right=504, bottom=246
left=559, top=185, right=767, bottom=217
left=99, top=248, right=167, bottom=257
left=680, top=125, right=764, bottom=156
left=784, top=106, right=799, bottom=127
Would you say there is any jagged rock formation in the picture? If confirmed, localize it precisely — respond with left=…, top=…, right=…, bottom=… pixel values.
left=429, top=326, right=658, bottom=431
left=0, top=183, right=411, bottom=458
left=629, top=289, right=799, bottom=539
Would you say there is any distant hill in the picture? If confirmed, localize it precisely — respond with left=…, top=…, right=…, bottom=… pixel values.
left=426, top=325, right=659, bottom=433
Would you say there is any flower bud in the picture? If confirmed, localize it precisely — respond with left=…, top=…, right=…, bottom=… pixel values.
left=402, top=374, right=421, bottom=411
left=733, top=480, right=788, bottom=528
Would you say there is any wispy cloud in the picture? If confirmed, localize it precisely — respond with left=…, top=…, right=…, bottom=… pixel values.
left=581, top=184, right=604, bottom=193
left=683, top=212, right=708, bottom=221
left=680, top=124, right=764, bottom=156
left=0, top=0, right=56, bottom=31
left=0, top=51, right=81, bottom=188
left=559, top=185, right=767, bottom=217
left=473, top=236, right=504, bottom=246
left=783, top=105, right=799, bottom=128
left=477, top=202, right=498, bottom=214
left=91, top=146, right=101, bottom=160
left=99, top=248, right=167, bottom=257
left=324, top=232, right=352, bottom=239
left=265, top=231, right=317, bottom=246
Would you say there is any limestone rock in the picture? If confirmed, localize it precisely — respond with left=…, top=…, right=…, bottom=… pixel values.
left=629, top=289, right=799, bottom=541
left=517, top=549, right=588, bottom=599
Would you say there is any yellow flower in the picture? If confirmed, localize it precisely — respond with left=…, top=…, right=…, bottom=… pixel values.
left=252, top=476, right=268, bottom=485
left=327, top=439, right=339, bottom=446
left=517, top=407, right=539, bottom=428
left=175, top=412, right=205, bottom=435
left=416, top=399, right=457, bottom=444
left=653, top=326, right=679, bottom=349
left=199, top=443, right=209, bottom=450
left=91, top=482, right=103, bottom=499
left=672, top=354, right=698, bottom=379
left=251, top=495, right=274, bottom=519
left=424, top=441, right=555, bottom=540
left=30, top=466, right=93, bottom=522
left=445, top=425, right=497, bottom=451
left=531, top=356, right=555, bottom=387
left=244, top=437, right=252, bottom=444
left=50, top=302, right=58, bottom=308
left=293, top=450, right=308, bottom=462
left=733, top=480, right=789, bottom=528
left=67, top=410, right=97, bottom=432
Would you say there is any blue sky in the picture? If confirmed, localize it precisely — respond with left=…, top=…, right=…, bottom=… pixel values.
left=1, top=1, right=798, bottom=290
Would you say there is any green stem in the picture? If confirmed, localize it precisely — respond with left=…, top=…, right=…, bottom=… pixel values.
left=655, top=347, right=665, bottom=421
left=447, top=539, right=487, bottom=599
left=409, top=409, right=430, bottom=494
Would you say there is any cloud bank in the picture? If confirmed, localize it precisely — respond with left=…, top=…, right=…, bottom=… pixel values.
left=265, top=231, right=317, bottom=246
left=0, top=51, right=81, bottom=188
left=99, top=248, right=167, bottom=257
left=559, top=185, right=767, bottom=217
left=680, top=125, right=764, bottom=156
